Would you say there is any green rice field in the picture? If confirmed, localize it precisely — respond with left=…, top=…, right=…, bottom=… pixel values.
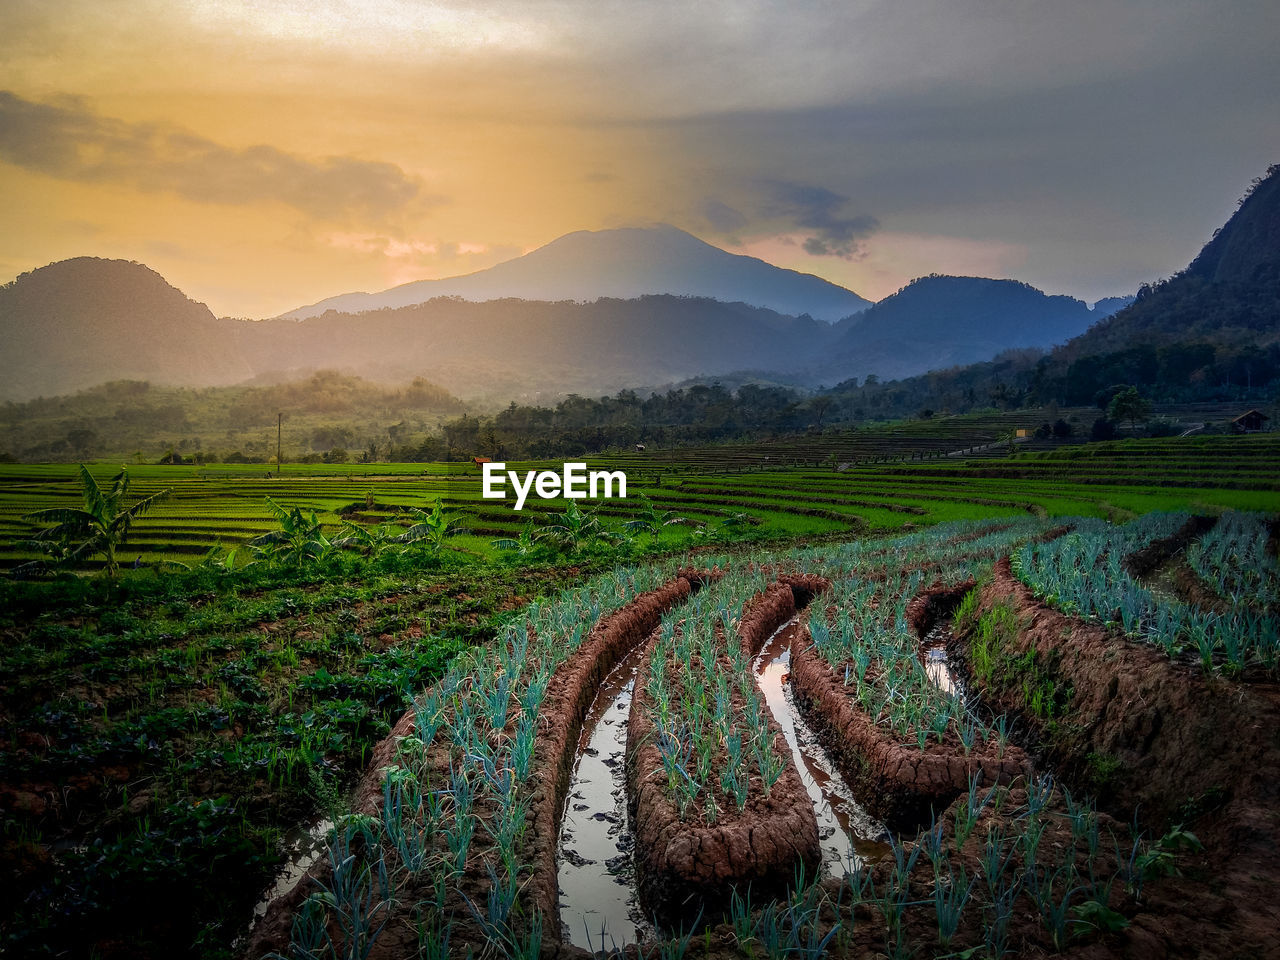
left=2, top=433, right=1277, bottom=571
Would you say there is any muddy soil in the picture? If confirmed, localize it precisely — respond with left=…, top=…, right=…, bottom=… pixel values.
left=957, top=557, right=1280, bottom=957
left=1122, top=515, right=1217, bottom=580
left=557, top=637, right=651, bottom=949
left=750, top=617, right=891, bottom=876
left=242, top=573, right=708, bottom=960
left=626, top=582, right=823, bottom=931
left=789, top=621, right=1029, bottom=830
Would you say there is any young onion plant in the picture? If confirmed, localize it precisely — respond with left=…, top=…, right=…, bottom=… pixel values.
left=276, top=561, right=680, bottom=959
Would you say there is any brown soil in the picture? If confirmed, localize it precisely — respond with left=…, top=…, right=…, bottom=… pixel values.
left=1169, top=558, right=1234, bottom=614
left=1123, top=515, right=1217, bottom=579
left=524, top=572, right=714, bottom=941
left=789, top=620, right=1029, bottom=830
left=957, top=557, right=1280, bottom=956
left=625, top=581, right=822, bottom=930
left=242, top=573, right=711, bottom=960
left=905, top=580, right=979, bottom=637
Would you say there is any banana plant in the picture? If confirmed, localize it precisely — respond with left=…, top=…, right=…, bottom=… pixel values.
left=717, top=509, right=762, bottom=530
left=622, top=493, right=691, bottom=536
left=534, top=500, right=621, bottom=551
left=397, top=499, right=465, bottom=554
left=247, top=497, right=337, bottom=566
left=491, top=518, right=539, bottom=555
left=20, top=464, right=171, bottom=577
left=333, top=519, right=405, bottom=558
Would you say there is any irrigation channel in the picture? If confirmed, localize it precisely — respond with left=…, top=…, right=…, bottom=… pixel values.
left=557, top=615, right=893, bottom=950
left=558, top=639, right=652, bottom=949
left=750, top=617, right=891, bottom=876
left=919, top=621, right=966, bottom=698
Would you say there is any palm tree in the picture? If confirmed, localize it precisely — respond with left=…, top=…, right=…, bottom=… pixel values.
left=21, top=465, right=171, bottom=577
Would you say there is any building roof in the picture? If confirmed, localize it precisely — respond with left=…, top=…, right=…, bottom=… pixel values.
left=1232, top=409, right=1270, bottom=423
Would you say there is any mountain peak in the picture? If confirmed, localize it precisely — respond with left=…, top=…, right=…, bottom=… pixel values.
left=0, top=256, right=250, bottom=400
left=277, top=225, right=871, bottom=322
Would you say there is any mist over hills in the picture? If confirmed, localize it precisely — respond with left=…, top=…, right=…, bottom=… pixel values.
left=278, top=225, right=873, bottom=322
left=5, top=159, right=1277, bottom=463
left=0, top=257, right=251, bottom=400
left=0, top=263, right=1110, bottom=402
left=231, top=295, right=831, bottom=401
left=813, top=275, right=1127, bottom=381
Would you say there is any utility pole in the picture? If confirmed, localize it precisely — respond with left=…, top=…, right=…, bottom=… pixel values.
left=277, top=412, right=282, bottom=477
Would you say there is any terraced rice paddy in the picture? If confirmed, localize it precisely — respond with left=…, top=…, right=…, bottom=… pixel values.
left=244, top=513, right=1280, bottom=959
left=3, top=431, right=1279, bottom=958
left=2, top=433, right=1277, bottom=571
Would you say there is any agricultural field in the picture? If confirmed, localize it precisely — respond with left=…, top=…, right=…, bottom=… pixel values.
left=1, top=432, right=1278, bottom=958
left=2, top=433, right=1277, bottom=571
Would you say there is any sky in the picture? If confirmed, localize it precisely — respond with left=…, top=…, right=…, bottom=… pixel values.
left=1, top=0, right=1278, bottom=318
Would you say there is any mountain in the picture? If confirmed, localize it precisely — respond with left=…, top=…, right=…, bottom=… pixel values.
left=230, top=295, right=831, bottom=401
left=1057, top=163, right=1280, bottom=359
left=811, top=275, right=1110, bottom=381
left=0, top=257, right=252, bottom=401
left=821, top=163, right=1280, bottom=414
left=1090, top=295, right=1136, bottom=316
left=277, top=224, right=872, bottom=322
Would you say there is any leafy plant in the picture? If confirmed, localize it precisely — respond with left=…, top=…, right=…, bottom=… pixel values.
left=623, top=493, right=691, bottom=536
left=247, top=498, right=336, bottom=566
left=20, top=464, right=171, bottom=577
left=398, top=498, right=466, bottom=553
left=534, top=500, right=621, bottom=551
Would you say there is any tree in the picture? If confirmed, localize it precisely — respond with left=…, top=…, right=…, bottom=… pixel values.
left=809, top=395, right=835, bottom=430
left=21, top=465, right=171, bottom=577
left=1106, top=386, right=1153, bottom=434
left=66, top=427, right=98, bottom=458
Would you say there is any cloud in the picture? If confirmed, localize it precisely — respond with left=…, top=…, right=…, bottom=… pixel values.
left=702, top=198, right=747, bottom=233
left=0, top=90, right=437, bottom=224
left=757, top=180, right=879, bottom=259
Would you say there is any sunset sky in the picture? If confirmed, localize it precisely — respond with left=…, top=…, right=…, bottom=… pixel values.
left=2, top=0, right=1278, bottom=318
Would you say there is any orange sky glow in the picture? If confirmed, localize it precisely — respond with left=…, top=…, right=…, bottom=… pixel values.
left=2, top=0, right=1277, bottom=317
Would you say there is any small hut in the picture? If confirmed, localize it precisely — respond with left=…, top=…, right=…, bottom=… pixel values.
left=1231, top=410, right=1270, bottom=434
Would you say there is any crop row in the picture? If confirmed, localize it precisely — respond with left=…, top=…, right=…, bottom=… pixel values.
left=642, top=570, right=789, bottom=821
left=1015, top=512, right=1280, bottom=670
left=270, top=561, right=680, bottom=959
left=1186, top=510, right=1278, bottom=608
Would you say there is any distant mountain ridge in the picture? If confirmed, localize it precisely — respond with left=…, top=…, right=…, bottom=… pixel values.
left=234, top=295, right=832, bottom=400
left=0, top=257, right=251, bottom=400
left=819, top=163, right=1280, bottom=414
left=810, top=275, right=1125, bottom=381
left=278, top=224, right=873, bottom=323
left=0, top=256, right=1132, bottom=402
